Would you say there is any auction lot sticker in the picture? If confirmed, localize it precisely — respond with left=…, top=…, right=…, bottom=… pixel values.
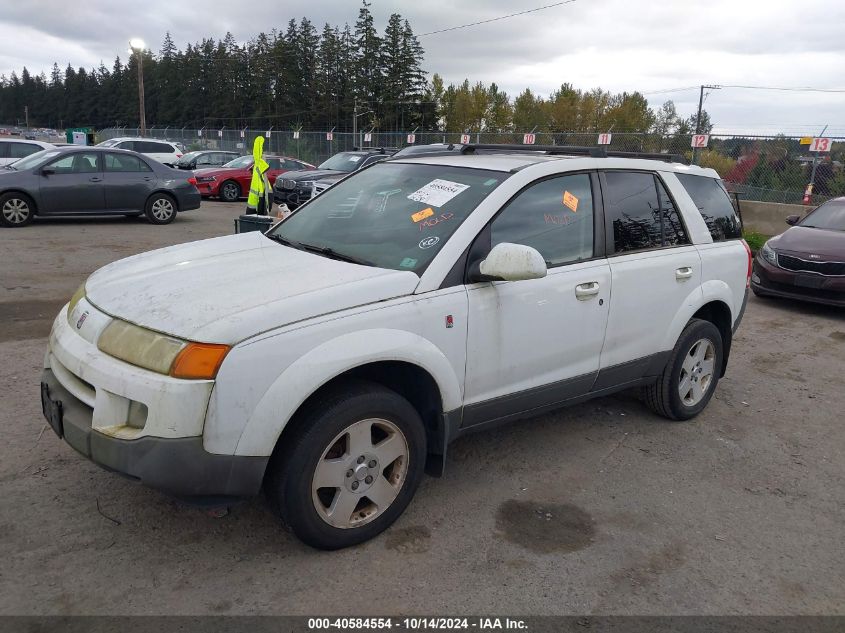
left=408, top=179, right=470, bottom=207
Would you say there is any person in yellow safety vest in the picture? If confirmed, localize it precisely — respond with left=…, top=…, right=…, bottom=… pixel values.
left=246, top=136, right=272, bottom=216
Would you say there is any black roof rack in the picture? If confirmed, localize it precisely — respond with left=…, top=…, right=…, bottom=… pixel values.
left=460, top=143, right=688, bottom=164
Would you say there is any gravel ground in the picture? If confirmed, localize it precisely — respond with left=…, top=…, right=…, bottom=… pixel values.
left=1, top=202, right=843, bottom=615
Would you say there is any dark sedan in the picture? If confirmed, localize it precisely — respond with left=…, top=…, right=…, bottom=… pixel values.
left=173, top=150, right=240, bottom=170
left=752, top=197, right=845, bottom=306
left=0, top=146, right=201, bottom=227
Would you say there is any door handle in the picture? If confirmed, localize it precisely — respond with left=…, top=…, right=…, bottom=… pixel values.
left=675, top=266, right=693, bottom=281
left=575, top=281, right=600, bottom=300
left=89, top=177, right=102, bottom=182
left=143, top=176, right=154, bottom=181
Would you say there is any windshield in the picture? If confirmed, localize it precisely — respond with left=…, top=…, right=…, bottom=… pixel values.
left=318, top=152, right=369, bottom=172
left=801, top=200, right=845, bottom=231
left=7, top=149, right=61, bottom=170
left=177, top=151, right=203, bottom=163
left=98, top=139, right=120, bottom=147
left=224, top=155, right=253, bottom=168
left=267, top=162, right=508, bottom=274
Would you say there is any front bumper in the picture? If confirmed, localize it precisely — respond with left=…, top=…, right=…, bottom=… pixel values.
left=42, top=306, right=267, bottom=499
left=41, top=369, right=267, bottom=498
left=752, top=256, right=845, bottom=307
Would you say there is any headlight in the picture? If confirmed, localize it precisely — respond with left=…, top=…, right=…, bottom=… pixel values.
left=760, top=241, right=778, bottom=266
left=196, top=176, right=216, bottom=183
left=97, top=319, right=230, bottom=379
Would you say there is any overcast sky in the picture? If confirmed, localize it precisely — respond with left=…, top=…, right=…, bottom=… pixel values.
left=2, top=0, right=844, bottom=135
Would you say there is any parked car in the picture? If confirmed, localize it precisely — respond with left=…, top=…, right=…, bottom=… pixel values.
left=273, top=148, right=396, bottom=209
left=0, top=138, right=55, bottom=166
left=96, top=137, right=185, bottom=166
left=174, top=150, right=240, bottom=170
left=752, top=197, right=845, bottom=306
left=194, top=154, right=313, bottom=202
left=0, top=146, right=200, bottom=227
left=40, top=146, right=749, bottom=549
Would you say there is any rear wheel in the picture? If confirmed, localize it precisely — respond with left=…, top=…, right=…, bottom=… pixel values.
left=219, top=180, right=241, bottom=202
left=0, top=192, right=35, bottom=227
left=144, top=193, right=177, bottom=225
left=264, top=380, right=426, bottom=550
left=642, top=318, right=723, bottom=421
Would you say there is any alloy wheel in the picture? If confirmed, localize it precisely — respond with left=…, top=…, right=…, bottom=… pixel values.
left=678, top=338, right=716, bottom=406
left=2, top=198, right=30, bottom=225
left=311, top=418, right=409, bottom=529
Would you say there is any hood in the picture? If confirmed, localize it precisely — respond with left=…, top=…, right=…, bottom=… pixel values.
left=771, top=226, right=845, bottom=260
left=316, top=173, right=345, bottom=185
left=85, top=232, right=420, bottom=344
left=276, top=168, right=344, bottom=185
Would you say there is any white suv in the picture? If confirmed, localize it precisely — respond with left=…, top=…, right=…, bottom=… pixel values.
left=96, top=137, right=184, bottom=165
left=41, top=146, right=750, bottom=549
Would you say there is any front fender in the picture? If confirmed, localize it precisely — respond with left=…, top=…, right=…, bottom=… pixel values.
left=232, top=328, right=463, bottom=456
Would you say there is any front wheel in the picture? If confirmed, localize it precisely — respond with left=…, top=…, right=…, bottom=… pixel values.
left=0, top=192, right=35, bottom=227
left=144, top=193, right=177, bottom=225
left=265, top=381, right=426, bottom=550
left=642, top=318, right=723, bottom=421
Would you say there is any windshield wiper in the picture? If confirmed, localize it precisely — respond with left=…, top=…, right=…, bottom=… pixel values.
left=298, top=242, right=373, bottom=266
left=264, top=233, right=302, bottom=249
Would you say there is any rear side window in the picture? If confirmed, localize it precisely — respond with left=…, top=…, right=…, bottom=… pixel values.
left=136, top=141, right=173, bottom=153
left=676, top=173, right=742, bottom=241
left=9, top=142, right=41, bottom=158
left=491, top=173, right=594, bottom=266
left=116, top=141, right=136, bottom=151
left=604, top=171, right=689, bottom=253
left=267, top=158, right=282, bottom=169
left=105, top=153, right=152, bottom=172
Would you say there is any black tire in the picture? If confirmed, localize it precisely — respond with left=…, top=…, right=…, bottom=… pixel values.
left=0, top=191, right=35, bottom=227
left=642, top=318, right=723, bottom=421
left=264, top=380, right=427, bottom=550
left=144, top=193, right=177, bottom=225
left=219, top=180, right=241, bottom=202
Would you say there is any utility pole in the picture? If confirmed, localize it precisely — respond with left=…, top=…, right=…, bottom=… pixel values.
left=693, top=84, right=720, bottom=164
left=24, top=105, right=29, bottom=130
left=353, top=98, right=358, bottom=149
left=129, top=39, right=147, bottom=137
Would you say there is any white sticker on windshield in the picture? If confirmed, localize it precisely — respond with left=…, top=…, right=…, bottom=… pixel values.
left=348, top=156, right=362, bottom=162
left=407, top=179, right=470, bottom=207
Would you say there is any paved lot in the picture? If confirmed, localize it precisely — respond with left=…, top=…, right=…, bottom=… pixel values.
left=1, top=201, right=843, bottom=615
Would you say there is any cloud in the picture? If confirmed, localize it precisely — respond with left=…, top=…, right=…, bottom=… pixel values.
left=2, top=0, right=844, bottom=133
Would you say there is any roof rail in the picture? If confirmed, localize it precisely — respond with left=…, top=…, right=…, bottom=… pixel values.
left=460, top=143, right=688, bottom=164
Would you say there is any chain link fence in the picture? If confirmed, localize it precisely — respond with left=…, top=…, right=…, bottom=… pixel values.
left=97, top=127, right=844, bottom=206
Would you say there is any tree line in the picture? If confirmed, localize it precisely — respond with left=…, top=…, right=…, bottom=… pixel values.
left=0, top=1, right=710, bottom=135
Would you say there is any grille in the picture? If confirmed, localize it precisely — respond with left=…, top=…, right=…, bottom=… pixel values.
left=778, top=254, right=845, bottom=276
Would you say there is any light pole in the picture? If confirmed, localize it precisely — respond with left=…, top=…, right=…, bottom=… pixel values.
left=129, top=38, right=146, bottom=137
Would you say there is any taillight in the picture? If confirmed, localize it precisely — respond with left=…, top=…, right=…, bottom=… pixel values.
left=176, top=154, right=182, bottom=158
left=741, top=239, right=752, bottom=288
left=187, top=177, right=198, bottom=186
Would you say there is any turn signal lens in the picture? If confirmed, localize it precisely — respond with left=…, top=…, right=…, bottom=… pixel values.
left=170, top=342, right=230, bottom=379
left=187, top=177, right=198, bottom=186
left=67, top=283, right=86, bottom=316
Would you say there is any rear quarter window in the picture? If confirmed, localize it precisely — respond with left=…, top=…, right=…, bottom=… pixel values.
left=676, top=173, right=742, bottom=241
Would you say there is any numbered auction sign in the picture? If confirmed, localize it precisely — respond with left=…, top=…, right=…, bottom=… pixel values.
left=407, top=134, right=416, bottom=144
left=218, top=129, right=223, bottom=138
left=598, top=133, right=612, bottom=145
left=240, top=129, right=245, bottom=138
left=691, top=134, right=709, bottom=148
left=293, top=131, right=300, bottom=139
left=460, top=134, right=471, bottom=144
left=265, top=130, right=271, bottom=138
left=523, top=133, right=536, bottom=145
left=326, top=132, right=333, bottom=141
left=197, top=129, right=202, bottom=137
left=364, top=132, right=372, bottom=142
left=810, top=137, right=831, bottom=152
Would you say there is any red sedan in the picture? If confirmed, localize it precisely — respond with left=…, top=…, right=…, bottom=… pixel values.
left=194, top=155, right=314, bottom=202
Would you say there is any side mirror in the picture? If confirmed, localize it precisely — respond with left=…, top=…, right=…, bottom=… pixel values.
left=786, top=214, right=800, bottom=225
left=473, top=243, right=547, bottom=282
left=41, top=166, right=55, bottom=176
